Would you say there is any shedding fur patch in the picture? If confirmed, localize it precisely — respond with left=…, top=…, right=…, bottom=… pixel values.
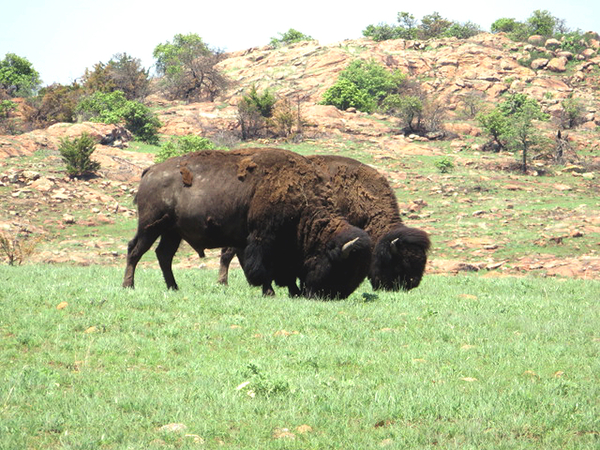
left=180, top=165, right=193, bottom=186
left=237, top=158, right=257, bottom=181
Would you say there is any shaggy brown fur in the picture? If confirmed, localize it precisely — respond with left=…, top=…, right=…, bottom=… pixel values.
left=219, top=154, right=430, bottom=291
left=123, top=148, right=371, bottom=299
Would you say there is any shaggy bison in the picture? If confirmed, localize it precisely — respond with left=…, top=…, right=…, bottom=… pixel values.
left=123, top=148, right=371, bottom=299
left=219, top=154, right=430, bottom=291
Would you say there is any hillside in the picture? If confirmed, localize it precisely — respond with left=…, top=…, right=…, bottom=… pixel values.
left=1, top=33, right=599, bottom=282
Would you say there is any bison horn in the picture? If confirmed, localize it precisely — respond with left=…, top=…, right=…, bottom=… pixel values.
left=390, top=237, right=400, bottom=255
left=341, top=237, right=360, bottom=258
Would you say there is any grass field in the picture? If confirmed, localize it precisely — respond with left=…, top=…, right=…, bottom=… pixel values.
left=1, top=265, right=598, bottom=449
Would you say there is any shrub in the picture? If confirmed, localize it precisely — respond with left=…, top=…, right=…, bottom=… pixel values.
left=237, top=85, right=276, bottom=140
left=82, top=53, right=150, bottom=100
left=491, top=18, right=521, bottom=34
left=76, top=91, right=161, bottom=143
left=559, top=96, right=586, bottom=129
left=443, top=21, right=482, bottom=39
left=381, top=94, right=423, bottom=131
left=321, top=78, right=374, bottom=112
left=270, top=29, right=313, bottom=47
left=478, top=93, right=549, bottom=172
left=559, top=31, right=591, bottom=54
left=0, top=99, right=17, bottom=133
left=58, top=132, right=100, bottom=177
left=364, top=11, right=474, bottom=41
left=527, top=9, right=557, bottom=37
left=76, top=90, right=128, bottom=123
left=321, top=60, right=406, bottom=113
left=119, top=101, right=161, bottom=144
left=24, top=83, right=83, bottom=128
left=0, top=229, right=42, bottom=266
left=434, top=156, right=455, bottom=173
left=155, top=135, right=215, bottom=163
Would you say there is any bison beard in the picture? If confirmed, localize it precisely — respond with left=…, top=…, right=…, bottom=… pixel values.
left=122, top=148, right=371, bottom=299
left=219, top=154, right=431, bottom=292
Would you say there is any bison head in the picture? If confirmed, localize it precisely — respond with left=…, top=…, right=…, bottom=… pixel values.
left=369, top=226, right=431, bottom=291
left=301, top=226, right=371, bottom=299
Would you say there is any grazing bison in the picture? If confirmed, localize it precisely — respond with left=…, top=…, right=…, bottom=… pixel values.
left=123, top=148, right=371, bottom=299
left=219, top=154, right=430, bottom=291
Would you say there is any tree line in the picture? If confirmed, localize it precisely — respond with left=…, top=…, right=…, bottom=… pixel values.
left=0, top=9, right=594, bottom=175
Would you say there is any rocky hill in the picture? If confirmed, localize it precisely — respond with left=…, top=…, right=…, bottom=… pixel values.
left=1, top=33, right=599, bottom=280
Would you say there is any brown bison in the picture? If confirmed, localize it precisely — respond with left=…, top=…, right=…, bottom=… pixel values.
left=123, top=148, right=371, bottom=299
left=219, top=154, right=430, bottom=291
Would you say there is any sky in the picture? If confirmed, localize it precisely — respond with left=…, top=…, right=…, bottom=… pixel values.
left=1, top=0, right=598, bottom=86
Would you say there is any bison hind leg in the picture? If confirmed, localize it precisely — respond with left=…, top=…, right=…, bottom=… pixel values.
left=155, top=232, right=182, bottom=290
left=123, top=229, right=161, bottom=288
left=218, top=247, right=239, bottom=285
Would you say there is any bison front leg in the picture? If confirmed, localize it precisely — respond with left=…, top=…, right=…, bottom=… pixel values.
left=156, top=232, right=182, bottom=290
left=242, top=237, right=276, bottom=296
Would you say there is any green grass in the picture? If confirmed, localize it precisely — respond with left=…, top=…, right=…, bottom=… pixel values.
left=1, top=265, right=599, bottom=449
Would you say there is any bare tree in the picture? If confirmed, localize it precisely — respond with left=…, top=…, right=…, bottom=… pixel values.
left=153, top=34, right=231, bottom=102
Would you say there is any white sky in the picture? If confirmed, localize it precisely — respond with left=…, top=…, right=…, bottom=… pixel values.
left=1, top=0, right=598, bottom=86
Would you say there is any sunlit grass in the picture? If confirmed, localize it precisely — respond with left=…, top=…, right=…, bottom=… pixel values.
left=1, top=265, right=598, bottom=449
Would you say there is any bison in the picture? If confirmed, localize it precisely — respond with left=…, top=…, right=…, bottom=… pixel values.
left=219, top=154, right=430, bottom=291
left=123, top=148, right=371, bottom=299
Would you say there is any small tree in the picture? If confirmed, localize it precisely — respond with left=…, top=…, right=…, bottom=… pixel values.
left=25, top=83, right=83, bottom=128
left=270, top=29, right=313, bottom=47
left=418, top=12, right=453, bottom=39
left=477, top=109, right=510, bottom=150
left=82, top=53, right=150, bottom=100
left=237, top=85, right=276, bottom=140
left=559, top=96, right=585, bottom=129
left=527, top=9, right=557, bottom=37
left=478, top=93, right=549, bottom=171
left=59, top=132, right=100, bottom=178
left=0, top=53, right=41, bottom=97
left=153, top=33, right=229, bottom=102
left=269, top=98, right=295, bottom=138
left=504, top=101, right=549, bottom=173
left=382, top=94, right=423, bottom=132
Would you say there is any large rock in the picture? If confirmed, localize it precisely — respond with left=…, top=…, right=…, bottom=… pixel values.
left=546, top=56, right=568, bottom=72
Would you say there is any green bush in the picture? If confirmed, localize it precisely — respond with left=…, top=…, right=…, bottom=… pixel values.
left=363, top=11, right=477, bottom=41
left=491, top=18, right=521, bottom=33
left=237, top=85, right=277, bottom=140
left=434, top=156, right=455, bottom=173
left=321, top=78, right=374, bottom=112
left=559, top=31, right=591, bottom=54
left=443, top=21, right=482, bottom=39
left=321, top=60, right=406, bottom=113
left=0, top=53, right=41, bottom=97
left=76, top=91, right=161, bottom=143
left=58, top=132, right=100, bottom=177
left=560, top=96, right=586, bottom=129
left=477, top=93, right=549, bottom=172
left=270, top=29, right=313, bottom=47
left=381, top=94, right=424, bottom=131
left=119, top=101, right=161, bottom=145
left=155, top=135, right=215, bottom=163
